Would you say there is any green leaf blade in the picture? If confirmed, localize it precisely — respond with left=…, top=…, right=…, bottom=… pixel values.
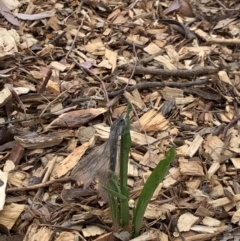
left=119, top=103, right=132, bottom=227
left=133, top=146, right=176, bottom=236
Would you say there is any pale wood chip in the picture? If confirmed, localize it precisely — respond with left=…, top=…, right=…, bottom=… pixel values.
left=177, top=212, right=199, bottom=232
left=185, top=134, right=203, bottom=157
left=179, top=160, right=204, bottom=176
left=23, top=224, right=53, bottom=241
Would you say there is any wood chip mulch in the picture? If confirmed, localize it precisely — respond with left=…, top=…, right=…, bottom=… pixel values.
left=1, top=0, right=240, bottom=240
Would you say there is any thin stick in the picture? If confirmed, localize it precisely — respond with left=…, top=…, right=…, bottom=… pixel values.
left=70, top=58, right=113, bottom=119
left=65, top=15, right=86, bottom=59
left=123, top=42, right=137, bottom=91
left=39, top=85, right=77, bottom=119
left=222, top=115, right=240, bottom=139
left=120, top=64, right=218, bottom=77
left=33, top=156, right=57, bottom=201
left=49, top=31, right=66, bottom=45
left=38, top=69, right=52, bottom=93
left=70, top=58, right=110, bottom=105
left=107, top=78, right=211, bottom=97
left=6, top=177, right=71, bottom=193
left=216, top=0, right=238, bottom=11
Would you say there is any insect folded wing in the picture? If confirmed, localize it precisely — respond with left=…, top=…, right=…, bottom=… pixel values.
left=98, top=141, right=121, bottom=201
left=71, top=142, right=109, bottom=189
left=70, top=116, right=126, bottom=197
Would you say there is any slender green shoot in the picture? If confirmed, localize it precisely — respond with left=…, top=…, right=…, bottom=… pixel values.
left=105, top=103, right=132, bottom=228
left=119, top=103, right=132, bottom=227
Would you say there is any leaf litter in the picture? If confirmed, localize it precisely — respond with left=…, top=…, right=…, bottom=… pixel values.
left=0, top=0, right=240, bottom=240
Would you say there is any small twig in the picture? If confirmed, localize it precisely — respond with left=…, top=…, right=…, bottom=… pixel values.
left=78, top=0, right=84, bottom=10
left=48, top=31, right=66, bottom=45
left=198, top=101, right=214, bottom=122
left=69, top=79, right=210, bottom=102
left=33, top=156, right=57, bottom=202
left=123, top=42, right=137, bottom=91
left=233, top=101, right=240, bottom=135
left=221, top=133, right=232, bottom=155
left=65, top=15, right=86, bottom=59
left=121, top=64, right=218, bottom=77
left=234, top=101, right=239, bottom=117
left=107, top=78, right=211, bottom=98
left=121, top=39, right=145, bottom=49
left=139, top=50, right=163, bottom=64
left=222, top=115, right=240, bottom=139
left=0, top=104, right=80, bottom=129
left=75, top=231, right=87, bottom=241
left=6, top=177, right=71, bottom=193
left=0, top=103, right=81, bottom=126
left=176, top=223, right=186, bottom=241
left=62, top=0, right=84, bottom=23
left=213, top=123, right=226, bottom=136
left=207, top=38, right=240, bottom=45
left=38, top=69, right=52, bottom=93
left=216, top=0, right=238, bottom=11
left=5, top=84, right=26, bottom=112
left=70, top=58, right=111, bottom=107
left=155, top=197, right=175, bottom=204
left=39, top=85, right=77, bottom=119
left=135, top=134, right=176, bottom=148
left=38, top=222, right=111, bottom=233
left=38, top=223, right=81, bottom=232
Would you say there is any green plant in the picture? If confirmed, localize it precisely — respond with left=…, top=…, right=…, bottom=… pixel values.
left=132, top=146, right=175, bottom=236
left=105, top=103, right=132, bottom=230
left=105, top=104, right=176, bottom=237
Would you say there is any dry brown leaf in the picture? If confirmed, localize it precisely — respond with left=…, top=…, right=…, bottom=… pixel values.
left=179, top=0, right=194, bottom=17
left=0, top=1, right=19, bottom=26
left=46, top=108, right=107, bottom=129
left=14, top=134, right=63, bottom=149
left=164, top=0, right=181, bottom=15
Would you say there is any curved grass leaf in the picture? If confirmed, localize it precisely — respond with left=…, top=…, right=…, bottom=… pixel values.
left=133, top=146, right=176, bottom=236
left=105, top=172, right=125, bottom=228
left=103, top=186, right=127, bottom=200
